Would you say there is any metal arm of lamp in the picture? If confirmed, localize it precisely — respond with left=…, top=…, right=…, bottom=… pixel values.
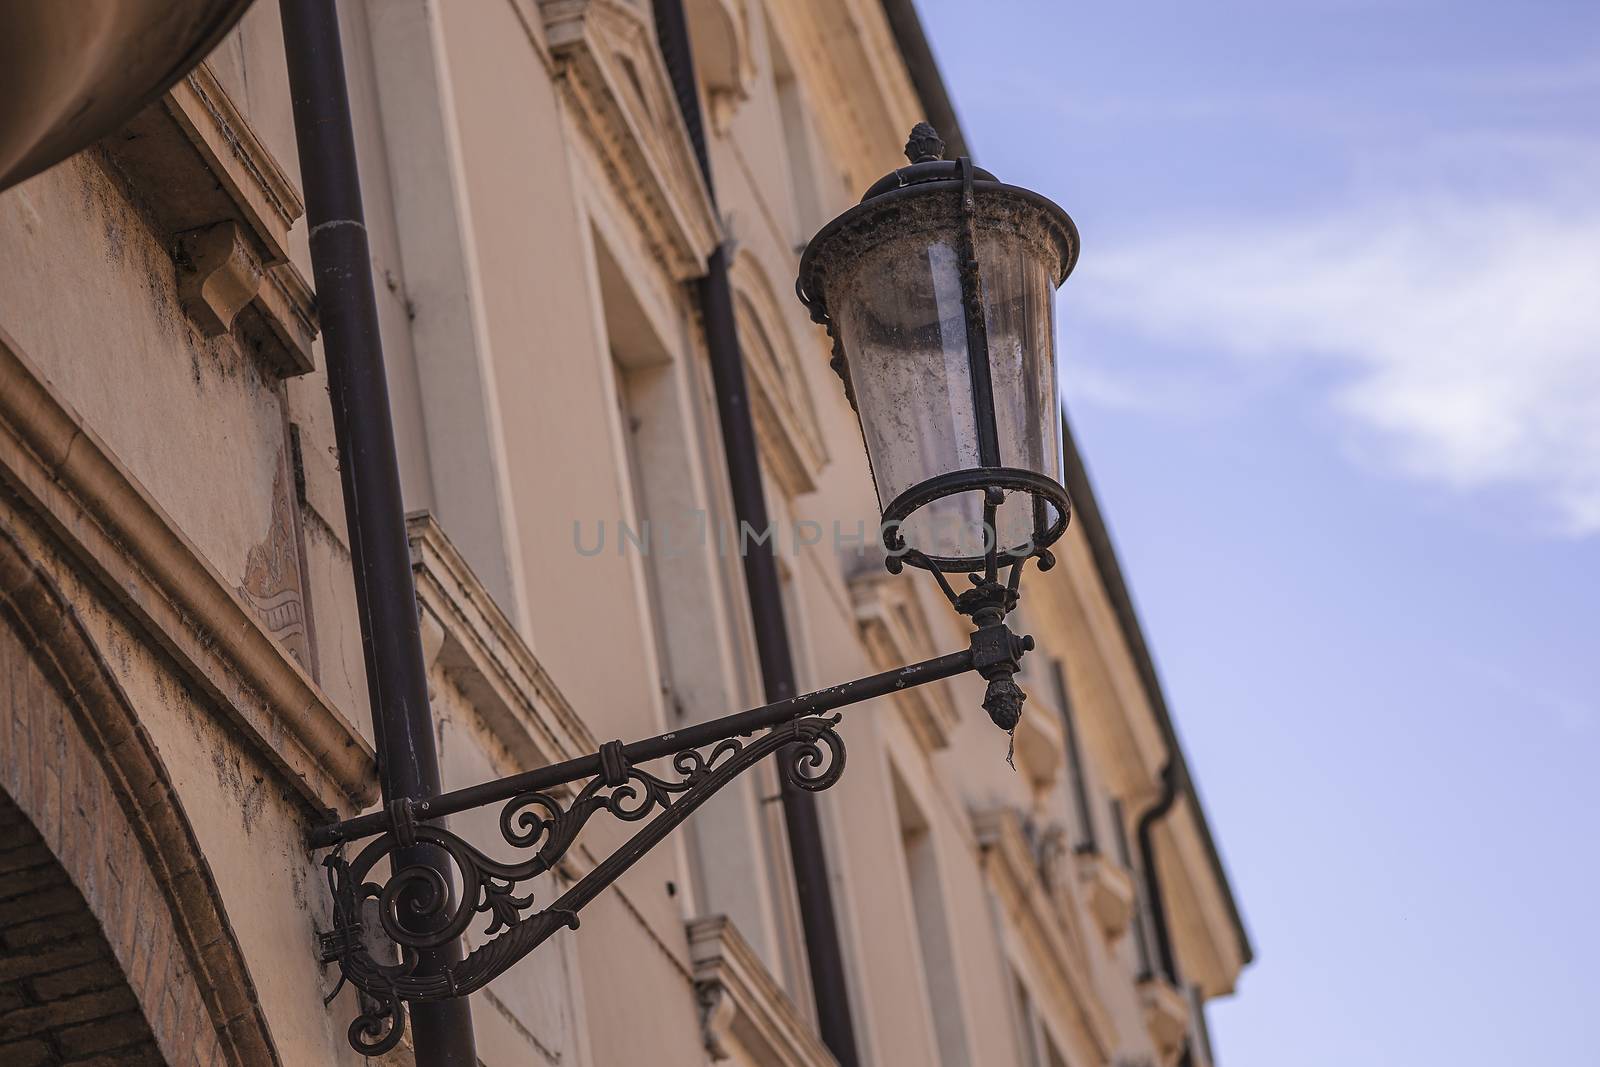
left=312, top=554, right=1042, bottom=1056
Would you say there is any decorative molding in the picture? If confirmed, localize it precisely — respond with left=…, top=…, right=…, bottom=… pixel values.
left=1076, top=851, right=1137, bottom=943
left=100, top=61, right=316, bottom=377
left=541, top=0, right=721, bottom=280
left=237, top=443, right=315, bottom=673
left=761, top=0, right=919, bottom=195
left=0, top=523, right=282, bottom=1067
left=848, top=565, right=958, bottom=752
left=177, top=220, right=264, bottom=336
left=0, top=325, right=376, bottom=815
left=687, top=916, right=837, bottom=1067
left=975, top=807, right=1115, bottom=1061
left=248, top=258, right=319, bottom=378
left=1011, top=689, right=1065, bottom=794
left=165, top=61, right=303, bottom=266
left=685, top=0, right=755, bottom=132
left=1142, top=795, right=1248, bottom=1000
left=1138, top=977, right=1190, bottom=1067
left=730, top=253, right=829, bottom=498
left=1032, top=823, right=1133, bottom=949
left=407, top=512, right=597, bottom=771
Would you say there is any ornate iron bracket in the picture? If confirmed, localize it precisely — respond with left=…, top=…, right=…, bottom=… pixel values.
left=311, top=603, right=1036, bottom=1054
left=318, top=715, right=845, bottom=1054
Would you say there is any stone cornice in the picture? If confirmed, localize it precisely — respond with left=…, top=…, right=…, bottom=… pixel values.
left=407, top=511, right=597, bottom=771
left=0, top=325, right=375, bottom=815
left=975, top=807, right=1115, bottom=1060
left=166, top=61, right=303, bottom=266
left=543, top=0, right=721, bottom=280
left=688, top=915, right=837, bottom=1067
left=1152, top=800, right=1243, bottom=999
left=848, top=564, right=959, bottom=753
left=762, top=0, right=919, bottom=195
left=101, top=61, right=316, bottom=378
left=686, top=0, right=756, bottom=130
left=1012, top=675, right=1066, bottom=794
left=1138, top=976, right=1190, bottom=1067
left=1076, top=850, right=1137, bottom=944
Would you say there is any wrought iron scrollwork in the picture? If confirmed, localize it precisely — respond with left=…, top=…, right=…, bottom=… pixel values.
left=319, top=714, right=846, bottom=1054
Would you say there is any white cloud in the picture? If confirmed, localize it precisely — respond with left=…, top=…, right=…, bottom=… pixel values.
left=1073, top=194, right=1600, bottom=534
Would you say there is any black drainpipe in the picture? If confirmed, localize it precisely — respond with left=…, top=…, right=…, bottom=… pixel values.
left=652, top=3, right=860, bottom=1063
left=1136, top=762, right=1182, bottom=986
left=279, top=4, right=477, bottom=1064
left=1140, top=764, right=1195, bottom=1067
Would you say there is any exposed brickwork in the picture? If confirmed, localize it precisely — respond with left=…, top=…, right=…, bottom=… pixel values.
left=0, top=527, right=265, bottom=1067
left=0, top=793, right=166, bottom=1065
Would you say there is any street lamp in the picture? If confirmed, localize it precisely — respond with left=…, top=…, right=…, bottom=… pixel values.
left=799, top=122, right=1079, bottom=732
left=311, top=124, right=1079, bottom=1054
left=798, top=122, right=1077, bottom=575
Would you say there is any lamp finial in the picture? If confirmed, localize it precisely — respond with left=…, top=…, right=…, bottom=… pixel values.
left=904, top=122, right=945, bottom=164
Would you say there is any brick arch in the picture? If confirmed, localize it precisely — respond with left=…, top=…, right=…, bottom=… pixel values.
left=0, top=789, right=168, bottom=1064
left=0, top=524, right=279, bottom=1066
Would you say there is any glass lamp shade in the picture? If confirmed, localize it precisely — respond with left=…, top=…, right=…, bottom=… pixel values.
left=798, top=127, right=1078, bottom=571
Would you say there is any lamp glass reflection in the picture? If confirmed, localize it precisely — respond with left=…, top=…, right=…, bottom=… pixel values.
left=833, top=224, right=1061, bottom=560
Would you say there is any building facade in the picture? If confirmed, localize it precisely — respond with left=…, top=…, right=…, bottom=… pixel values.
left=0, top=1, right=1249, bottom=1065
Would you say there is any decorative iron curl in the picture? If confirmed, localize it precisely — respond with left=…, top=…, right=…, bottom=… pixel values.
left=319, top=715, right=847, bottom=1054
left=348, top=991, right=404, bottom=1057
left=779, top=719, right=845, bottom=791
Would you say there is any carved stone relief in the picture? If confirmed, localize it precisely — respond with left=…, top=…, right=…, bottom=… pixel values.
left=237, top=443, right=315, bottom=674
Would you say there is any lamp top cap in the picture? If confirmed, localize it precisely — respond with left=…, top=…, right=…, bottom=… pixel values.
left=904, top=122, right=946, bottom=164
left=797, top=124, right=1080, bottom=316
left=859, top=125, right=994, bottom=202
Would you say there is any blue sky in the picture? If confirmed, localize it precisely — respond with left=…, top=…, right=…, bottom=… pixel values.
left=917, top=1, right=1600, bottom=1063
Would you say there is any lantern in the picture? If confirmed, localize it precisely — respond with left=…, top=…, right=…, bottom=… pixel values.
left=797, top=123, right=1079, bottom=574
